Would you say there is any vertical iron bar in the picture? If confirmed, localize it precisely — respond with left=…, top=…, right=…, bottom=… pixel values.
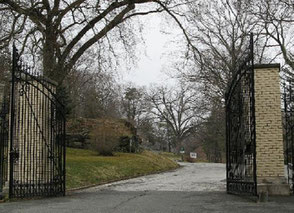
left=290, top=84, right=294, bottom=192
left=0, top=103, right=3, bottom=192
left=22, top=75, right=27, bottom=197
left=27, top=81, right=31, bottom=197
left=39, top=82, right=45, bottom=195
left=51, top=99, right=54, bottom=195
left=50, top=91, right=53, bottom=195
left=45, top=85, right=49, bottom=194
left=26, top=82, right=30, bottom=197
left=284, top=83, right=290, bottom=184
left=9, top=45, right=17, bottom=198
left=42, top=84, right=45, bottom=194
left=32, top=80, right=36, bottom=196
left=225, top=96, right=229, bottom=193
left=250, top=33, right=257, bottom=196
left=63, top=115, right=66, bottom=195
left=16, top=74, right=21, bottom=196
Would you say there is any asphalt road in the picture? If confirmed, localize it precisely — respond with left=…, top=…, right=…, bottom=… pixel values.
left=1, top=162, right=294, bottom=213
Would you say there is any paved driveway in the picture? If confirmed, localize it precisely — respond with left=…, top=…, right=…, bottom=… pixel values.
left=85, top=162, right=226, bottom=192
left=1, top=162, right=294, bottom=213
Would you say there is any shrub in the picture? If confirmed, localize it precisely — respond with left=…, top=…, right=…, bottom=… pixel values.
left=90, top=121, right=120, bottom=156
left=89, top=119, right=134, bottom=155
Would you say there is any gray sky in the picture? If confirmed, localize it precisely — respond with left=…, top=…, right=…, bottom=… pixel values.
left=122, top=15, right=180, bottom=86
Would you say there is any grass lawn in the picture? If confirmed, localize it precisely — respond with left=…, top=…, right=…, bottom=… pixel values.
left=159, top=152, right=182, bottom=161
left=66, top=148, right=179, bottom=190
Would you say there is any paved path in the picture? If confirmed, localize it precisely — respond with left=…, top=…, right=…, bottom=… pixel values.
left=1, top=163, right=294, bottom=213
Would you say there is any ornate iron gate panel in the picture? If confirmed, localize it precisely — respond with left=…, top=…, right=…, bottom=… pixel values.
left=225, top=34, right=257, bottom=195
left=283, top=81, right=294, bottom=193
left=7, top=46, right=66, bottom=198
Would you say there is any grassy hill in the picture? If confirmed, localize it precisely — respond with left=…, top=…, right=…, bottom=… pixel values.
left=66, top=148, right=179, bottom=190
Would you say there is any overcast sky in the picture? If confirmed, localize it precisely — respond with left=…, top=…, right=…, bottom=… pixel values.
left=121, top=14, right=180, bottom=87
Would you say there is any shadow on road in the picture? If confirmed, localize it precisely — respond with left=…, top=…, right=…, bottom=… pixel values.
left=1, top=190, right=294, bottom=213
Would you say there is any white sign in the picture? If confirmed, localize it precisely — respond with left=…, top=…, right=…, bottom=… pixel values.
left=180, top=150, right=185, bottom=154
left=190, top=152, right=197, bottom=159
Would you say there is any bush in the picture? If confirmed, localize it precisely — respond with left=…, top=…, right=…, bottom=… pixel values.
left=90, top=120, right=131, bottom=156
left=90, top=121, right=121, bottom=156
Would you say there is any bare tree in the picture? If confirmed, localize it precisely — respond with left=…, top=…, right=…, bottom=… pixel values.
left=122, top=85, right=147, bottom=126
left=66, top=66, right=121, bottom=119
left=169, top=0, right=274, bottom=103
left=146, top=84, right=205, bottom=149
left=166, top=1, right=275, bottom=158
left=197, top=101, right=225, bottom=163
left=248, top=0, right=294, bottom=77
left=0, top=0, right=198, bottom=84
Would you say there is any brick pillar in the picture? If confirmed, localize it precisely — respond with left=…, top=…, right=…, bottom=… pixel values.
left=254, top=64, right=289, bottom=195
left=16, top=78, right=57, bottom=185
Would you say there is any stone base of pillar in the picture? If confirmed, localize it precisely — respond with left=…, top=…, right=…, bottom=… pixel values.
left=257, top=177, right=290, bottom=196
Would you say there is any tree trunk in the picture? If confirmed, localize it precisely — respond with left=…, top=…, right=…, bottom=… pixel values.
left=43, top=35, right=56, bottom=79
left=43, top=27, right=66, bottom=84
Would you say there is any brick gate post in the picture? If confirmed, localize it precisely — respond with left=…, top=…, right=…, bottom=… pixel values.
left=254, top=64, right=289, bottom=195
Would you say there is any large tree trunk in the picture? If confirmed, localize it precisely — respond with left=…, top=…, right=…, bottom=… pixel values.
left=43, top=39, right=55, bottom=77
left=43, top=27, right=64, bottom=83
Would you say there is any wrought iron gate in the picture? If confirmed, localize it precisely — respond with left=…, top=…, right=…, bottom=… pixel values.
left=0, top=46, right=66, bottom=198
left=225, top=34, right=257, bottom=195
left=283, top=81, right=294, bottom=193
